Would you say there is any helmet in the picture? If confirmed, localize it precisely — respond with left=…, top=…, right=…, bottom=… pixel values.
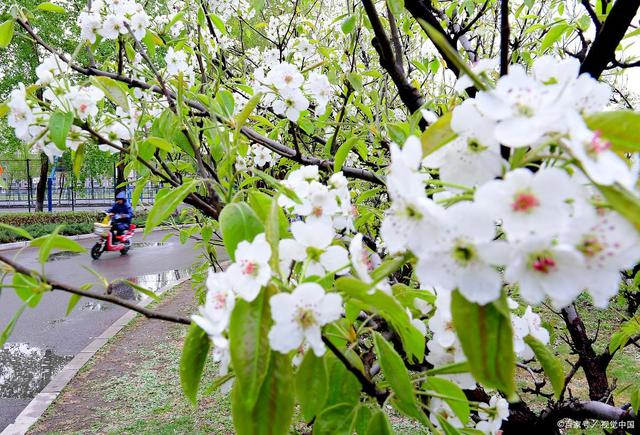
left=115, top=191, right=127, bottom=200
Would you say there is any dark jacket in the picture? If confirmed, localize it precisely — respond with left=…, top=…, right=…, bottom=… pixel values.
left=107, top=200, right=134, bottom=224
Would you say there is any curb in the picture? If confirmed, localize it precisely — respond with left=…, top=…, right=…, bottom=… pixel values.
left=0, top=275, right=192, bottom=435
left=0, top=225, right=193, bottom=252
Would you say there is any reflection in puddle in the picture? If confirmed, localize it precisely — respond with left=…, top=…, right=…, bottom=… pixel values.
left=81, top=301, right=106, bottom=311
left=0, top=343, right=72, bottom=399
left=107, top=268, right=191, bottom=300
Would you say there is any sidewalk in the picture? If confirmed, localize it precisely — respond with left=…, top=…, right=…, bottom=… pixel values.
left=24, top=280, right=234, bottom=434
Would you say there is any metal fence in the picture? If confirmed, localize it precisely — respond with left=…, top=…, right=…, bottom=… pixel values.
left=0, top=159, right=162, bottom=212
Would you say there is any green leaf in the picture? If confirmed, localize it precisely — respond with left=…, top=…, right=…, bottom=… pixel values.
left=450, top=290, right=516, bottom=398
left=0, top=103, right=9, bottom=118
left=65, top=294, right=82, bottom=316
left=92, top=76, right=130, bottom=110
left=144, top=137, right=175, bottom=152
left=387, top=0, right=404, bottom=17
left=585, top=111, right=640, bottom=153
left=435, top=413, right=464, bottom=435
left=229, top=286, right=272, bottom=408
left=334, top=137, right=358, bottom=172
left=341, top=15, right=357, bottom=34
left=608, top=314, right=640, bottom=353
left=420, top=111, right=456, bottom=155
left=373, top=332, right=426, bottom=424
left=235, top=92, right=262, bottom=141
left=523, top=335, right=565, bottom=399
left=49, top=111, right=74, bottom=150
left=1, top=297, right=32, bottom=346
left=313, top=403, right=358, bottom=435
left=36, top=2, right=66, bottom=13
left=540, top=23, right=569, bottom=52
left=180, top=323, right=211, bottom=404
left=365, top=409, right=394, bottom=435
left=219, top=201, right=264, bottom=260
left=296, top=351, right=329, bottom=422
left=425, top=361, right=470, bottom=376
left=131, top=177, right=149, bottom=209
left=31, top=228, right=86, bottom=263
left=336, top=277, right=425, bottom=362
left=12, top=273, right=45, bottom=307
left=0, top=223, right=33, bottom=240
left=232, top=352, right=295, bottom=435
left=324, top=353, right=362, bottom=407
left=144, top=181, right=196, bottom=234
left=631, top=385, right=640, bottom=415
left=73, top=143, right=85, bottom=177
left=424, top=377, right=470, bottom=424
left=247, top=191, right=289, bottom=237
left=595, top=184, right=640, bottom=231
left=0, top=20, right=15, bottom=49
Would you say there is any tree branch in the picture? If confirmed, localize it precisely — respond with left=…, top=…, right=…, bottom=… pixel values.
left=579, top=0, right=640, bottom=78
left=0, top=254, right=192, bottom=325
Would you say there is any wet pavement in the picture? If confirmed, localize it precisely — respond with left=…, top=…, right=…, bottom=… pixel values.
left=0, top=229, right=205, bottom=431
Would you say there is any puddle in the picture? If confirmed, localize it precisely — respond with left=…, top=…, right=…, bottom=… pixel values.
left=0, top=343, right=73, bottom=399
left=131, top=242, right=168, bottom=248
left=107, top=268, right=192, bottom=300
left=47, top=251, right=82, bottom=262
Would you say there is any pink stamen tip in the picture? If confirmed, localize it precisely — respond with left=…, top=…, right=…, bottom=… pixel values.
left=512, top=192, right=540, bottom=212
left=532, top=257, right=556, bottom=273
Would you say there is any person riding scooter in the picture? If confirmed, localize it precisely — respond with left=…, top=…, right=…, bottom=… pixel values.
left=107, top=191, right=134, bottom=237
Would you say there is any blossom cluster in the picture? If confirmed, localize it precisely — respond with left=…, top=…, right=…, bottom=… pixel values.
left=383, top=59, right=640, bottom=310
left=424, top=56, right=634, bottom=189
left=77, top=0, right=150, bottom=42
left=255, top=62, right=333, bottom=121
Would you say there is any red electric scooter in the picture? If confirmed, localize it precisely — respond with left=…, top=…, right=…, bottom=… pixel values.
left=91, top=212, right=136, bottom=259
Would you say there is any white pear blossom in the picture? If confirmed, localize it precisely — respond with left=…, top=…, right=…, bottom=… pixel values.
left=476, top=394, right=509, bottom=434
left=563, top=113, right=634, bottom=187
left=266, top=62, right=304, bottom=90
left=415, top=202, right=505, bottom=305
left=192, top=269, right=235, bottom=338
left=68, top=86, right=104, bottom=120
left=165, top=47, right=190, bottom=75
left=78, top=12, right=102, bottom=43
left=304, top=72, right=332, bottom=114
left=100, top=14, right=126, bottom=39
left=227, top=234, right=272, bottom=301
left=251, top=145, right=274, bottom=167
left=272, top=88, right=309, bottom=122
left=512, top=306, right=550, bottom=360
left=268, top=283, right=343, bottom=356
left=475, top=168, right=582, bottom=240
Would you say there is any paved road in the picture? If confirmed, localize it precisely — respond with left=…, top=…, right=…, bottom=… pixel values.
left=0, top=229, right=201, bottom=431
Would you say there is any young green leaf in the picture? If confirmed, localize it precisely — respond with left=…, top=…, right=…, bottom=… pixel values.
left=49, top=111, right=74, bottom=150
left=595, top=183, right=640, bottom=231
left=313, top=403, right=358, bottom=435
left=36, top=2, right=66, bottom=13
left=0, top=223, right=33, bottom=240
left=523, top=335, right=565, bottom=399
left=180, top=323, right=211, bottom=404
left=585, top=111, right=640, bottom=153
left=296, top=351, right=329, bottom=422
left=424, top=377, right=470, bottom=424
left=1, top=297, right=32, bottom=346
left=65, top=294, right=82, bottom=316
left=0, top=20, right=14, bottom=49
left=219, top=201, right=264, bottom=260
left=232, top=352, right=295, bottom=435
left=144, top=181, right=196, bottom=234
left=229, top=286, right=272, bottom=408
left=450, top=290, right=516, bottom=398
left=420, top=111, right=456, bottom=156
left=373, top=332, right=427, bottom=424
left=365, top=409, right=394, bottom=435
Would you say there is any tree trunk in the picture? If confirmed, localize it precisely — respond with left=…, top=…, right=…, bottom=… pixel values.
left=35, top=153, right=49, bottom=212
left=115, top=153, right=125, bottom=195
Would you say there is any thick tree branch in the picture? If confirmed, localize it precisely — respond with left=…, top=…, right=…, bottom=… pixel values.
left=500, top=0, right=510, bottom=76
left=579, top=0, right=640, bottom=78
left=0, top=254, right=192, bottom=325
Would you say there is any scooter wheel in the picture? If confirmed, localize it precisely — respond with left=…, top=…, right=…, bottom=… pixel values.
left=120, top=247, right=130, bottom=256
left=91, top=243, right=104, bottom=259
